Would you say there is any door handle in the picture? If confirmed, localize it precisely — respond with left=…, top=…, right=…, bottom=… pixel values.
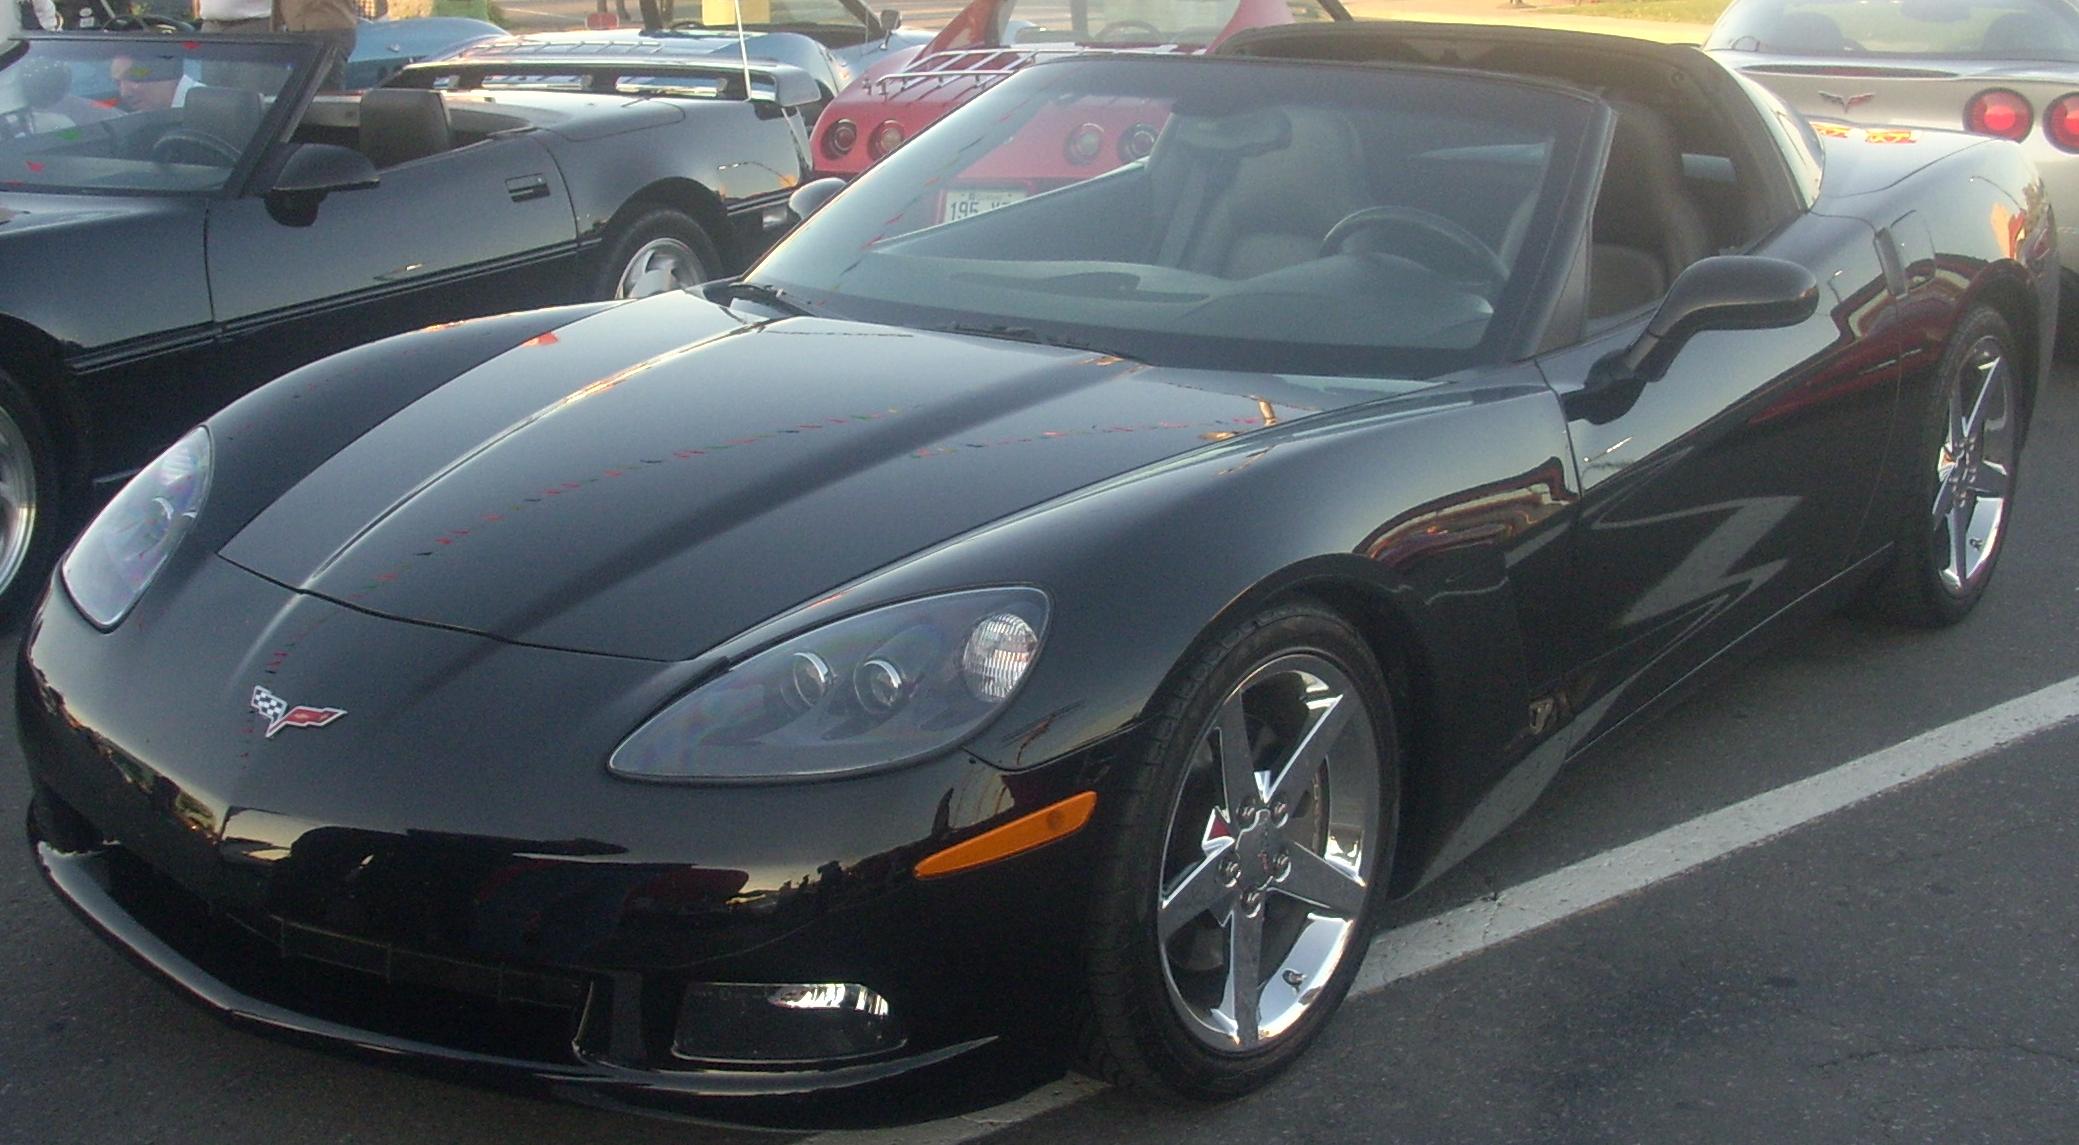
left=506, top=174, right=551, bottom=203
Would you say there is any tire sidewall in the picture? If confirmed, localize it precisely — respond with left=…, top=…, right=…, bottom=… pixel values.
left=591, top=206, right=720, bottom=301
left=0, top=369, right=63, bottom=618
left=1088, top=602, right=1400, bottom=1099
left=1891, top=306, right=2022, bottom=626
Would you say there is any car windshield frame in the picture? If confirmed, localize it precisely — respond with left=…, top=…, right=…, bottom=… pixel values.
left=664, top=0, right=877, bottom=34
left=993, top=0, right=1347, bottom=45
left=748, top=55, right=1598, bottom=382
left=0, top=32, right=326, bottom=198
left=1707, top=0, right=2079, bottom=61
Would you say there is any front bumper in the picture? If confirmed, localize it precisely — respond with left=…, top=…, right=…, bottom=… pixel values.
left=17, top=558, right=1117, bottom=1122
left=26, top=830, right=1025, bottom=1125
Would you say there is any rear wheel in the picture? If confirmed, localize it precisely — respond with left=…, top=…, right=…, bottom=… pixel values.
left=591, top=206, right=720, bottom=301
left=0, top=370, right=61, bottom=618
left=1861, top=305, right=2021, bottom=626
left=1079, top=601, right=1397, bottom=1100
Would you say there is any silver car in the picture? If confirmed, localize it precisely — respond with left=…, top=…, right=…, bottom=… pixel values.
left=1708, top=0, right=2079, bottom=332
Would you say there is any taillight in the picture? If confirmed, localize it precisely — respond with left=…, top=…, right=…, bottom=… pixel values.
left=869, top=120, right=906, bottom=159
left=1118, top=122, right=1158, bottom=162
left=1965, top=89, right=2033, bottom=141
left=1065, top=123, right=1104, bottom=166
left=822, top=118, right=857, bottom=159
left=2046, top=94, right=2079, bottom=150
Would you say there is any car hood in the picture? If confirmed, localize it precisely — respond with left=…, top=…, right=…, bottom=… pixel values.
left=220, top=294, right=1381, bottom=661
left=0, top=190, right=175, bottom=238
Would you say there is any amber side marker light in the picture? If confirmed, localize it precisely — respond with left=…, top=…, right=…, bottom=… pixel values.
left=915, top=791, right=1098, bottom=879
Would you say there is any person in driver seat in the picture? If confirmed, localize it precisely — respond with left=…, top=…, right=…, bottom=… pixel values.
left=110, top=53, right=196, bottom=110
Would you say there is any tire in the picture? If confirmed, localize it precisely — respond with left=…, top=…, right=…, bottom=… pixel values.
left=1078, top=600, right=1399, bottom=1100
left=590, top=206, right=720, bottom=301
left=1860, top=305, right=2023, bottom=627
left=0, top=369, right=62, bottom=620
left=2055, top=273, right=2079, bottom=362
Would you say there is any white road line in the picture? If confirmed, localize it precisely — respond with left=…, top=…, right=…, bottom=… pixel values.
left=807, top=673, right=2079, bottom=1145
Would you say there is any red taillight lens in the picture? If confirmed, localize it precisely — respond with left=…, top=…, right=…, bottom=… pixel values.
left=1118, top=122, right=1158, bottom=162
left=822, top=118, right=857, bottom=159
left=869, top=120, right=906, bottom=159
left=2046, top=94, right=2079, bottom=151
left=1065, top=123, right=1104, bottom=166
left=1965, top=89, right=2033, bottom=141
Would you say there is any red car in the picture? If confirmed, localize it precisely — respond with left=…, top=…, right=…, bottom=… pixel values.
left=809, top=0, right=1349, bottom=203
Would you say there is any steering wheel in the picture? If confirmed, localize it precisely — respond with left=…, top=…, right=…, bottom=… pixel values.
left=1095, top=18, right=1161, bottom=39
left=150, top=128, right=241, bottom=165
left=1321, top=205, right=1509, bottom=294
left=103, top=13, right=197, bottom=31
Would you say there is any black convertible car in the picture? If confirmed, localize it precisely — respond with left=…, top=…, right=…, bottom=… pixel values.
left=0, top=32, right=821, bottom=611
left=19, top=23, right=2053, bottom=1123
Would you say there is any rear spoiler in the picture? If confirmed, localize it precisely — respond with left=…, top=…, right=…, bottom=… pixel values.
left=389, top=57, right=821, bottom=110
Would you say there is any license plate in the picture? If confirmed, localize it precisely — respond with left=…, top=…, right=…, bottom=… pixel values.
left=940, top=188, right=1027, bottom=223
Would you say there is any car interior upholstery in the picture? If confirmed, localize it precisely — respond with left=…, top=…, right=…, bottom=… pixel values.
left=358, top=88, right=456, bottom=168
left=181, top=85, right=265, bottom=152
left=1145, top=106, right=1374, bottom=279
left=1589, top=101, right=1714, bottom=318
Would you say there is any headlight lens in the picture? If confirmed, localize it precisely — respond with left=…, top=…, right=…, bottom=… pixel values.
left=62, top=426, right=212, bottom=629
left=609, top=587, right=1049, bottom=782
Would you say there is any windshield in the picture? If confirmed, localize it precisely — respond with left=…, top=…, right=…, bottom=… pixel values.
left=0, top=37, right=304, bottom=194
left=751, top=58, right=1590, bottom=379
left=1708, top=0, right=2079, bottom=60
left=1004, top=0, right=1336, bottom=46
left=675, top=0, right=865, bottom=29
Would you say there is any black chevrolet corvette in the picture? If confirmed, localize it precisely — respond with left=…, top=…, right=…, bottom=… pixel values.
left=18, top=23, right=2055, bottom=1124
left=0, top=31, right=822, bottom=613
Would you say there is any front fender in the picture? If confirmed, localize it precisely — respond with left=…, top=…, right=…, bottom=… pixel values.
left=720, top=366, right=1584, bottom=888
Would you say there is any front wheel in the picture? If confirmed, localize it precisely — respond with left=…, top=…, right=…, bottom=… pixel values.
left=591, top=206, right=720, bottom=301
left=1860, top=305, right=2022, bottom=626
left=1079, top=601, right=1398, bottom=1100
left=0, top=370, right=61, bottom=618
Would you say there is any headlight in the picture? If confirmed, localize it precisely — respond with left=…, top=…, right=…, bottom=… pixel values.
left=62, top=426, right=212, bottom=629
left=609, top=587, right=1048, bottom=782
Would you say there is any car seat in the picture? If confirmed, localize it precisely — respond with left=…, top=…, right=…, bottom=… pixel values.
left=1588, top=101, right=1712, bottom=319
left=183, top=85, right=264, bottom=149
left=358, top=87, right=454, bottom=168
left=1146, top=105, right=1372, bottom=279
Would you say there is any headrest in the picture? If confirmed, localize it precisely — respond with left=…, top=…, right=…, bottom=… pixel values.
left=359, top=87, right=452, bottom=168
left=184, top=84, right=264, bottom=144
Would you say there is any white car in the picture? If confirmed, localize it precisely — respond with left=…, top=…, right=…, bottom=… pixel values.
left=1708, top=0, right=2079, bottom=339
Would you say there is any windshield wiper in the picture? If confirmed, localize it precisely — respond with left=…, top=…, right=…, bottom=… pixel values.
left=715, top=280, right=814, bottom=317
left=935, top=323, right=1136, bottom=361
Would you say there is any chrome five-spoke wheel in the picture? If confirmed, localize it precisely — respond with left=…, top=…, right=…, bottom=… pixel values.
left=1861, top=304, right=2024, bottom=627
left=1158, top=652, right=1379, bottom=1052
left=1080, top=602, right=1396, bottom=1100
left=1930, top=334, right=2015, bottom=596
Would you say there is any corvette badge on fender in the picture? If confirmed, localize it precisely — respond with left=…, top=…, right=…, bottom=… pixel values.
left=250, top=686, right=347, bottom=739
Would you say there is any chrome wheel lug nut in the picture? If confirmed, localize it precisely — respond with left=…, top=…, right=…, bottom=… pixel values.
left=1272, top=850, right=1292, bottom=880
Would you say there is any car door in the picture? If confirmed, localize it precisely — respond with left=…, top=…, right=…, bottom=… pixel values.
left=203, top=129, right=581, bottom=390
left=1537, top=131, right=1904, bottom=752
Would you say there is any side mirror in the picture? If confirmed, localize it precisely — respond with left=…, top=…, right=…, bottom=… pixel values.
left=788, top=176, right=846, bottom=222
left=267, top=142, right=380, bottom=196
left=878, top=7, right=901, bottom=33
left=1608, top=255, right=1819, bottom=383
left=263, top=143, right=379, bottom=227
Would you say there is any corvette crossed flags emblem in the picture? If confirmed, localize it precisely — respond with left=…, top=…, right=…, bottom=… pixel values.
left=1817, top=90, right=1876, bottom=113
left=251, top=686, right=347, bottom=738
